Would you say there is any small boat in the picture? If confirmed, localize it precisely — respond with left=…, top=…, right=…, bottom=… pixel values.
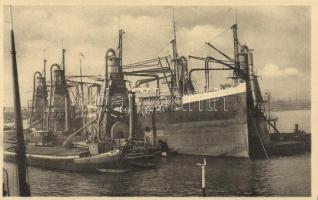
left=269, top=125, right=311, bottom=156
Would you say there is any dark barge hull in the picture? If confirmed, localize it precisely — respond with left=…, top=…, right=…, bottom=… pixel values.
left=269, top=133, right=311, bottom=156
left=4, top=145, right=154, bottom=172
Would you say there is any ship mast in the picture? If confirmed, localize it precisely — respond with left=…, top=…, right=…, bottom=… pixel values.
left=171, top=9, right=179, bottom=93
left=9, top=6, right=31, bottom=196
left=43, top=56, right=47, bottom=78
left=231, top=24, right=240, bottom=80
left=118, top=29, right=124, bottom=68
left=172, top=9, right=178, bottom=60
left=62, top=48, right=66, bottom=72
left=231, top=8, right=241, bottom=84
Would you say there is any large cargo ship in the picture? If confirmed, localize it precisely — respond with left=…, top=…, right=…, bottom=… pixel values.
left=126, top=23, right=272, bottom=159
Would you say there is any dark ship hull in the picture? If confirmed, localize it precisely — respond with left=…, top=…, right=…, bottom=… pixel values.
left=139, top=83, right=258, bottom=158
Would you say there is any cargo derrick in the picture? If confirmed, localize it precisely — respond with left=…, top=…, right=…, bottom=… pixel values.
left=87, top=29, right=144, bottom=154
left=62, top=30, right=151, bottom=155
left=49, top=65, right=68, bottom=132
left=45, top=49, right=77, bottom=134
left=28, top=51, right=87, bottom=136
left=29, top=69, right=48, bottom=130
left=122, top=13, right=195, bottom=112
left=96, top=48, right=128, bottom=141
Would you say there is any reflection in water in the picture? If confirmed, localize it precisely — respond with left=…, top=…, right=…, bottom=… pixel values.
left=4, top=154, right=310, bottom=196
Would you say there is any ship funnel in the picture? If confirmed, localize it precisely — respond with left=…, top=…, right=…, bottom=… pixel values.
left=177, top=56, right=195, bottom=95
left=105, top=48, right=120, bottom=74
left=239, top=45, right=248, bottom=73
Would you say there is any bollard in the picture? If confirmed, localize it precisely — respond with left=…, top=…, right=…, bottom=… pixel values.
left=197, top=157, right=207, bottom=196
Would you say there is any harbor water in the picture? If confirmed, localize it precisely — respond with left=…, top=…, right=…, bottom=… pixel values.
left=3, top=110, right=311, bottom=196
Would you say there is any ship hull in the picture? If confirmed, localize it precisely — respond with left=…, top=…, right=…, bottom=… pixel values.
left=154, top=118, right=248, bottom=157
left=139, top=84, right=250, bottom=158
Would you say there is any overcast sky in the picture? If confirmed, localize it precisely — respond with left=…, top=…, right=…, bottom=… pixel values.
left=3, top=6, right=310, bottom=106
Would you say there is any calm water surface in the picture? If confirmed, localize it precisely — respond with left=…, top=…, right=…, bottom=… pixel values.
left=4, top=110, right=311, bottom=196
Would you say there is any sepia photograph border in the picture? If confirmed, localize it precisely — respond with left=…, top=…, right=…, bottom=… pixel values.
left=0, top=0, right=317, bottom=199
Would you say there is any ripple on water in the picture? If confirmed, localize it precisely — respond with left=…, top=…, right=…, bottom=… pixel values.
left=4, top=153, right=310, bottom=196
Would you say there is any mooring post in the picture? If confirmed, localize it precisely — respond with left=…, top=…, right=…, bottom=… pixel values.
left=197, top=157, right=207, bottom=196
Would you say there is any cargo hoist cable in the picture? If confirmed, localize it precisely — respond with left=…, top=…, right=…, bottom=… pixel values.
left=207, top=28, right=232, bottom=44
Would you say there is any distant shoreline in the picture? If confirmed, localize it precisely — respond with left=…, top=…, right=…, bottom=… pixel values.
left=269, top=99, right=310, bottom=112
left=271, top=108, right=311, bottom=112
